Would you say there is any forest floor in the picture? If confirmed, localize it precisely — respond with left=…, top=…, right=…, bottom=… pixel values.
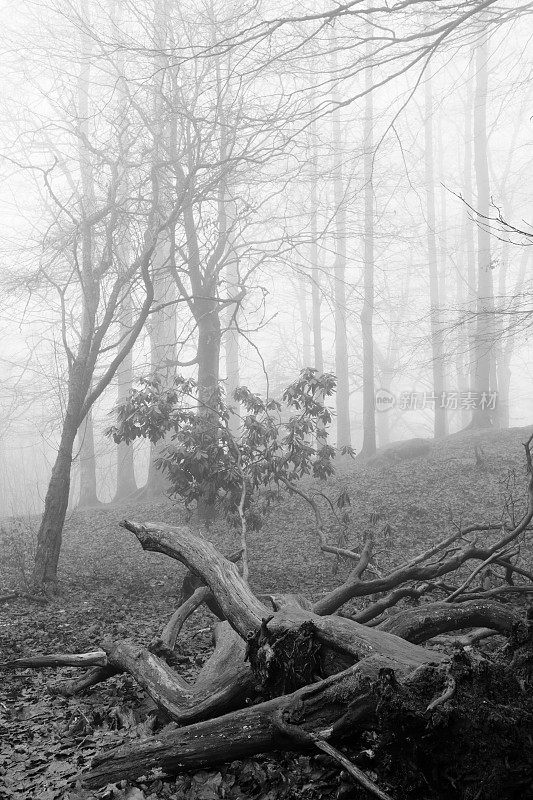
left=1, top=425, right=532, bottom=800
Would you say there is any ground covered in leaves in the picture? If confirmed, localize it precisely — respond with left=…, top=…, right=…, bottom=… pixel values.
left=1, top=426, right=532, bottom=800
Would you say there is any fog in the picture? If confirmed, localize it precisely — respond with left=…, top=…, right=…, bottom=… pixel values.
left=0, top=0, right=531, bottom=518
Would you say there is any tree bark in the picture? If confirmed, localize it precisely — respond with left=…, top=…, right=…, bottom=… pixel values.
left=360, top=48, right=376, bottom=459
left=471, top=38, right=495, bottom=428
left=463, top=56, right=477, bottom=415
left=121, top=520, right=444, bottom=668
left=495, top=249, right=529, bottom=429
left=77, top=406, right=99, bottom=507
left=297, top=276, right=312, bottom=368
left=309, top=117, right=324, bottom=374
left=424, top=68, right=447, bottom=439
left=104, top=622, right=252, bottom=725
left=196, top=299, right=222, bottom=518
left=145, top=254, right=177, bottom=497
left=330, top=40, right=351, bottom=449
left=32, top=2, right=97, bottom=588
left=224, top=256, right=241, bottom=437
left=83, top=654, right=385, bottom=789
left=32, top=392, right=84, bottom=587
left=380, top=599, right=526, bottom=644
left=115, top=292, right=137, bottom=500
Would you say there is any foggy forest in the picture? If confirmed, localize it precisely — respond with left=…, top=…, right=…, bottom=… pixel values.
left=1, top=1, right=533, bottom=798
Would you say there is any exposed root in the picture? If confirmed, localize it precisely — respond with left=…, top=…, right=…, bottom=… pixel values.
left=246, top=619, right=323, bottom=697
left=426, top=672, right=456, bottom=712
left=315, top=740, right=394, bottom=800
left=161, top=585, right=211, bottom=648
left=47, top=665, right=120, bottom=697
left=273, top=710, right=394, bottom=800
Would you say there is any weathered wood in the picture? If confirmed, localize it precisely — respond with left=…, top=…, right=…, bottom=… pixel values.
left=121, top=521, right=446, bottom=671
left=121, top=520, right=269, bottom=636
left=267, top=606, right=446, bottom=671
left=380, top=599, right=527, bottom=644
left=161, top=586, right=212, bottom=648
left=84, top=652, right=404, bottom=788
left=0, top=650, right=108, bottom=670
left=105, top=622, right=253, bottom=724
left=47, top=665, right=119, bottom=696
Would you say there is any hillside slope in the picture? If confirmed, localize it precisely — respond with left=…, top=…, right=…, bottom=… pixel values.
left=1, top=425, right=532, bottom=800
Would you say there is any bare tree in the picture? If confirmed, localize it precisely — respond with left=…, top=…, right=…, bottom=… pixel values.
left=114, top=292, right=138, bottom=500
left=309, top=117, right=324, bottom=374
left=424, top=68, right=447, bottom=438
left=359, top=37, right=377, bottom=458
left=330, top=40, right=352, bottom=449
left=471, top=36, right=495, bottom=428
left=29, top=1, right=183, bottom=588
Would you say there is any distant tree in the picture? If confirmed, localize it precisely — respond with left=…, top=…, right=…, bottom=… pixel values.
left=462, top=56, right=478, bottom=414
left=77, top=406, right=99, bottom=508
left=471, top=37, right=495, bottom=428
left=309, top=116, right=324, bottom=374
left=114, top=291, right=138, bottom=501
left=330, top=40, right=352, bottom=449
left=28, top=2, right=183, bottom=589
left=424, top=67, right=447, bottom=438
left=359, top=38, right=377, bottom=459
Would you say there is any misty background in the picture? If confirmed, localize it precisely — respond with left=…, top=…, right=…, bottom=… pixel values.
left=0, top=0, right=531, bottom=518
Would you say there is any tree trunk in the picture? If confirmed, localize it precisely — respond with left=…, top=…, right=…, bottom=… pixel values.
left=360, top=50, right=376, bottom=459
left=114, top=302, right=137, bottom=501
left=145, top=253, right=177, bottom=497
left=330, top=56, right=351, bottom=449
left=376, top=368, right=392, bottom=448
left=495, top=244, right=529, bottom=430
left=310, top=117, right=323, bottom=374
left=455, top=145, right=470, bottom=429
left=77, top=407, right=99, bottom=507
left=110, top=2, right=137, bottom=501
left=197, top=303, right=222, bottom=416
left=375, top=311, right=401, bottom=450
left=197, top=301, right=222, bottom=520
left=32, top=10, right=96, bottom=588
left=424, top=68, right=447, bottom=439
left=463, top=57, right=477, bottom=413
left=224, top=258, right=240, bottom=437
left=32, top=393, right=83, bottom=588
left=31, top=0, right=158, bottom=588
left=143, top=1, right=175, bottom=496
left=297, top=277, right=312, bottom=368
left=471, top=38, right=495, bottom=429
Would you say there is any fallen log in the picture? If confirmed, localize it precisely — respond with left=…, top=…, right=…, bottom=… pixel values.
left=122, top=520, right=446, bottom=674
left=0, top=650, right=108, bottom=670
left=104, top=622, right=253, bottom=724
left=84, top=641, right=533, bottom=794
left=83, top=652, right=393, bottom=789
left=8, top=458, right=533, bottom=800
